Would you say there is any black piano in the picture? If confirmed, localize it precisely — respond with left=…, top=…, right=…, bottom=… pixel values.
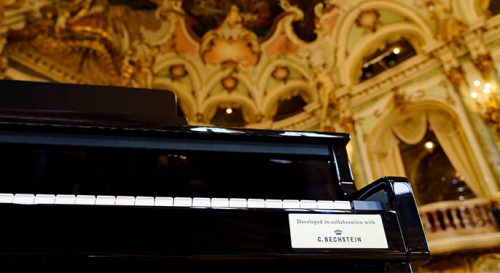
left=0, top=80, right=429, bottom=272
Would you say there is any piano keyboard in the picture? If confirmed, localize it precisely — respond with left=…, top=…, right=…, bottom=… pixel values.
left=0, top=193, right=352, bottom=210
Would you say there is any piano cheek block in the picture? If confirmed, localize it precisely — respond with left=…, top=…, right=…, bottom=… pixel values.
left=0, top=80, right=429, bottom=272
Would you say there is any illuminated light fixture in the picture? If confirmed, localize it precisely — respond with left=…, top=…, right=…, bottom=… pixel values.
left=469, top=80, right=499, bottom=133
left=392, top=47, right=401, bottom=55
left=424, top=141, right=435, bottom=151
left=225, top=108, right=233, bottom=114
left=484, top=82, right=492, bottom=94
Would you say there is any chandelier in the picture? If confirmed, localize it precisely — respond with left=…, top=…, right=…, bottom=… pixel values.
left=470, top=80, right=499, bottom=134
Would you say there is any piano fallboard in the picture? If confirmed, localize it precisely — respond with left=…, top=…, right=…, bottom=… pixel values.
left=0, top=204, right=405, bottom=271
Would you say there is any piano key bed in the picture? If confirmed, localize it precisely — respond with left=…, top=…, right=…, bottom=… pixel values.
left=0, top=194, right=354, bottom=210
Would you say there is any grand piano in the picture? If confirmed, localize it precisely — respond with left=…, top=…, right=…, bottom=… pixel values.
left=0, top=80, right=429, bottom=272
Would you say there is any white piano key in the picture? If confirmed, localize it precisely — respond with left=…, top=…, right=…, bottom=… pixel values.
left=173, top=197, right=192, bottom=207
left=13, top=194, right=35, bottom=205
left=316, top=200, right=335, bottom=209
left=55, top=194, right=75, bottom=205
left=0, top=193, right=14, bottom=203
left=333, top=200, right=351, bottom=210
left=211, top=198, right=229, bottom=208
left=247, top=199, right=265, bottom=208
left=229, top=198, right=247, bottom=208
left=192, top=197, right=211, bottom=207
left=265, top=199, right=283, bottom=208
left=154, top=197, right=173, bottom=207
left=95, top=195, right=115, bottom=206
left=299, top=200, right=317, bottom=209
left=34, top=194, right=56, bottom=204
left=116, top=196, right=135, bottom=206
left=282, top=199, right=300, bottom=209
left=135, top=196, right=154, bottom=206
left=75, top=195, right=96, bottom=205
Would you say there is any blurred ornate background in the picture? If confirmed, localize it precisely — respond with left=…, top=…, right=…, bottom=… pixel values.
left=1, top=0, right=500, bottom=271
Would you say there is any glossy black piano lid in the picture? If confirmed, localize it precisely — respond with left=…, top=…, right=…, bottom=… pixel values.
left=0, top=142, right=338, bottom=200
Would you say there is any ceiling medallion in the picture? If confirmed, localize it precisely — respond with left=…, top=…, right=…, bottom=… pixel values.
left=221, top=75, right=238, bottom=92
left=356, top=10, right=380, bottom=32
left=272, top=66, right=290, bottom=82
left=169, top=64, right=187, bottom=80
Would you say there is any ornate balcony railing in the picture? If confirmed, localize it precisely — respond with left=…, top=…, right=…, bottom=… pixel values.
left=419, top=198, right=500, bottom=254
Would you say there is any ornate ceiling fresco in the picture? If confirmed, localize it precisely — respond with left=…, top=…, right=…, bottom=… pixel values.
left=0, top=0, right=499, bottom=192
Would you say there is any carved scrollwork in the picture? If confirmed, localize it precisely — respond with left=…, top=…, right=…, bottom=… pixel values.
left=200, top=5, right=261, bottom=67
left=472, top=53, right=494, bottom=76
left=446, top=66, right=466, bottom=86
left=423, top=0, right=468, bottom=41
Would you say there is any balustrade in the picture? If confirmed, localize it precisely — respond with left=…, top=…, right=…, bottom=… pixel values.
left=419, top=198, right=498, bottom=240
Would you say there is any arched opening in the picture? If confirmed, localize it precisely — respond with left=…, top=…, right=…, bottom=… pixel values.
left=366, top=109, right=487, bottom=198
left=359, top=38, right=417, bottom=82
left=272, top=94, right=308, bottom=121
left=210, top=105, right=247, bottom=128
left=263, top=86, right=312, bottom=122
left=399, top=129, right=476, bottom=205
